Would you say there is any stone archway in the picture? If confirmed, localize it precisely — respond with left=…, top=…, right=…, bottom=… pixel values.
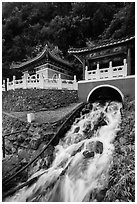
left=87, top=84, right=124, bottom=103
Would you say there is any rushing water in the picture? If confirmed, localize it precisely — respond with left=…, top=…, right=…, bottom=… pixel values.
left=5, top=101, right=122, bottom=202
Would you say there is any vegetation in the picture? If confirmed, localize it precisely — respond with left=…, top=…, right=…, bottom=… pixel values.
left=2, top=2, right=135, bottom=80
left=2, top=96, right=135, bottom=201
left=2, top=89, right=78, bottom=112
left=104, top=96, right=135, bottom=202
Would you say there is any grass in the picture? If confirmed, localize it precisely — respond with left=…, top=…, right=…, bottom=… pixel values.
left=2, top=89, right=78, bottom=112
left=104, top=96, right=135, bottom=202
left=3, top=102, right=81, bottom=124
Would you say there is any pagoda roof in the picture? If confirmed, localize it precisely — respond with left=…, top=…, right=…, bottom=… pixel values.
left=11, top=45, right=72, bottom=69
left=68, top=36, right=135, bottom=54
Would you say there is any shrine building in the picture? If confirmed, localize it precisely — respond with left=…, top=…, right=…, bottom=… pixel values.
left=68, top=36, right=135, bottom=102
left=11, top=45, right=74, bottom=80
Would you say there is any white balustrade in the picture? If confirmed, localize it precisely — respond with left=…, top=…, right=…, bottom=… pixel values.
left=99, top=68, right=110, bottom=79
left=112, top=65, right=125, bottom=78
left=6, top=73, right=78, bottom=91
left=85, top=59, right=127, bottom=81
left=87, top=70, right=97, bottom=80
left=2, top=80, right=5, bottom=91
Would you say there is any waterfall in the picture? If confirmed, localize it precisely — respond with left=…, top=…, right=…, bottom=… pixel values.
left=5, top=101, right=122, bottom=202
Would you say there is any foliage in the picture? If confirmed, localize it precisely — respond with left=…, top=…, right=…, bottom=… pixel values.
left=104, top=96, right=135, bottom=202
left=2, top=2, right=135, bottom=80
left=2, top=89, right=78, bottom=112
left=102, top=2, right=135, bottom=39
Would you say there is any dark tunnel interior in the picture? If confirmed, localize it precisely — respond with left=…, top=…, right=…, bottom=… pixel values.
left=88, top=87, right=123, bottom=103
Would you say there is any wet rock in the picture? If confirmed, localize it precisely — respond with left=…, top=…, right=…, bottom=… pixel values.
left=83, top=122, right=91, bottom=134
left=85, top=141, right=95, bottom=152
left=86, top=103, right=92, bottom=110
left=85, top=140, right=103, bottom=155
left=74, top=126, right=80, bottom=133
left=83, top=150, right=94, bottom=158
left=81, top=107, right=90, bottom=115
left=95, top=141, right=103, bottom=154
left=95, top=188, right=107, bottom=201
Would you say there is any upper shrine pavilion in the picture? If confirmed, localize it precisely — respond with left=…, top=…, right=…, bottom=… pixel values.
left=11, top=45, right=74, bottom=80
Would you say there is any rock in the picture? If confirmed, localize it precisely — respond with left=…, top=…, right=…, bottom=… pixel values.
left=83, top=122, right=91, bottom=134
left=95, top=141, right=103, bottom=154
left=119, top=137, right=126, bottom=145
left=85, top=140, right=103, bottom=155
left=85, top=141, right=95, bottom=152
left=81, top=108, right=90, bottom=115
left=83, top=150, right=94, bottom=158
left=30, top=138, right=41, bottom=150
left=95, top=188, right=107, bottom=201
left=86, top=103, right=92, bottom=110
left=8, top=135, right=16, bottom=142
left=11, top=147, right=17, bottom=153
left=17, top=134, right=26, bottom=143
left=74, top=126, right=80, bottom=133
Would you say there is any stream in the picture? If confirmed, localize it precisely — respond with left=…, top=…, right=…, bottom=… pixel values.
left=5, top=101, right=122, bottom=202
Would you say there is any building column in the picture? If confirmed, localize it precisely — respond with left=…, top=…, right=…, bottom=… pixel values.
left=73, top=75, right=78, bottom=90
left=7, top=78, right=9, bottom=91
left=85, top=66, right=88, bottom=80
left=123, top=59, right=127, bottom=77
left=109, top=61, right=113, bottom=78
left=127, top=48, right=131, bottom=76
left=82, top=60, right=86, bottom=80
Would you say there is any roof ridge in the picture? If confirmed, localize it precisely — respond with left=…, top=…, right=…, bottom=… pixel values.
left=68, top=36, right=135, bottom=53
left=11, top=45, right=72, bottom=69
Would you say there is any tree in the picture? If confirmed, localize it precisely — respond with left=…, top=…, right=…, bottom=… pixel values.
left=102, top=3, right=135, bottom=39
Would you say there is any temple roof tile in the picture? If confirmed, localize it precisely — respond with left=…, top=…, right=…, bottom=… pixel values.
left=68, top=36, right=135, bottom=54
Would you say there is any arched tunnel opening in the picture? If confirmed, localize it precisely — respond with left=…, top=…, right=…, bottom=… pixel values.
left=87, top=85, right=124, bottom=103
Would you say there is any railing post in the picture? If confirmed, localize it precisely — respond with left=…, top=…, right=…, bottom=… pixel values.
left=3, top=80, right=5, bottom=91
left=39, top=73, right=44, bottom=89
left=73, top=75, right=78, bottom=90
left=7, top=78, right=9, bottom=91
left=13, top=75, right=16, bottom=90
left=23, top=71, right=28, bottom=89
left=85, top=66, right=88, bottom=80
left=123, top=58, right=127, bottom=77
left=109, top=61, right=113, bottom=78
left=58, top=74, right=62, bottom=89
left=96, top=63, right=100, bottom=80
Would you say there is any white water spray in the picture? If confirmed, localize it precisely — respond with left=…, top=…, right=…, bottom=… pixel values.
left=5, top=101, right=122, bottom=202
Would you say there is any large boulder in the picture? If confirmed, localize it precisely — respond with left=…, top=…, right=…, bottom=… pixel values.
left=83, top=150, right=94, bottom=158
left=83, top=140, right=103, bottom=158
left=95, top=141, right=103, bottom=154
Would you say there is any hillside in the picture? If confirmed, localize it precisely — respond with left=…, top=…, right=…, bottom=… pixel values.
left=2, top=92, right=135, bottom=201
left=2, top=2, right=135, bottom=80
left=2, top=89, right=78, bottom=112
